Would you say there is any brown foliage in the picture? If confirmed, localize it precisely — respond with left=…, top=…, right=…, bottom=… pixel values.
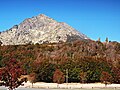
left=29, top=73, right=36, bottom=87
left=0, top=59, right=26, bottom=90
left=112, top=67, right=120, bottom=83
left=100, top=71, right=112, bottom=84
left=53, top=69, right=65, bottom=84
left=0, top=40, right=120, bottom=83
left=80, top=72, right=87, bottom=83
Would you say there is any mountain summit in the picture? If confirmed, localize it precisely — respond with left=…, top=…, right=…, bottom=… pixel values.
left=0, top=14, right=89, bottom=45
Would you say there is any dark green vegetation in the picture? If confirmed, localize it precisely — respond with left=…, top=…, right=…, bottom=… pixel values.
left=0, top=40, right=120, bottom=84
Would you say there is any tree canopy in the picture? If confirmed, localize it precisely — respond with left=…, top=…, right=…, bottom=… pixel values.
left=0, top=40, right=120, bottom=84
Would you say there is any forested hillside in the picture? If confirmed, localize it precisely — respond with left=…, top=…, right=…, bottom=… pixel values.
left=0, top=40, right=120, bottom=83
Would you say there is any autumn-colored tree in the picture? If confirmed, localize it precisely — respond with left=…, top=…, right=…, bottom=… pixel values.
left=29, top=73, right=36, bottom=87
left=0, top=40, right=120, bottom=84
left=53, top=69, right=65, bottom=84
left=112, top=67, right=120, bottom=83
left=80, top=71, right=87, bottom=83
left=100, top=71, right=112, bottom=86
left=0, top=59, right=26, bottom=90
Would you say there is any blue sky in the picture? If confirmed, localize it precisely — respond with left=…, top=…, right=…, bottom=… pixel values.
left=0, top=0, right=120, bottom=42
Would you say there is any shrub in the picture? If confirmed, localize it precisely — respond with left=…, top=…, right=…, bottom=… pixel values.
left=53, top=69, right=65, bottom=84
left=100, top=71, right=112, bottom=85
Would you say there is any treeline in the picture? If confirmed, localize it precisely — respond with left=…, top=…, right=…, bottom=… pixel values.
left=0, top=40, right=120, bottom=83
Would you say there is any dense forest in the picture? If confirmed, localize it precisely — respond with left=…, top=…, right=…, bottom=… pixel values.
left=0, top=39, right=120, bottom=84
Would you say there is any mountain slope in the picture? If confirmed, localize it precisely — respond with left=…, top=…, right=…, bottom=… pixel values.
left=0, top=14, right=89, bottom=45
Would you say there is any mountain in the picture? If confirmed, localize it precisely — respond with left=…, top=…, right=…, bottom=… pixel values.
left=0, top=14, right=89, bottom=45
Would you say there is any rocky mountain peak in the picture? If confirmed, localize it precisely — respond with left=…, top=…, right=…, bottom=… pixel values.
left=0, top=14, right=89, bottom=45
left=37, top=14, right=53, bottom=20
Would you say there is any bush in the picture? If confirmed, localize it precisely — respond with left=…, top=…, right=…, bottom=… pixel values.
left=100, top=71, right=112, bottom=85
left=53, top=69, right=65, bottom=84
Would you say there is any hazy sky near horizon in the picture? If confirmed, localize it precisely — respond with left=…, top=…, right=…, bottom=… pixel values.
left=0, top=0, right=120, bottom=42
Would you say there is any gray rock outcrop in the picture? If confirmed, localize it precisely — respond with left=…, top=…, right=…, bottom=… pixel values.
left=0, top=14, right=89, bottom=45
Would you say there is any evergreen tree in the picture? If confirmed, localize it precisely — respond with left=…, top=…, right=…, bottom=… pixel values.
left=105, top=37, right=108, bottom=43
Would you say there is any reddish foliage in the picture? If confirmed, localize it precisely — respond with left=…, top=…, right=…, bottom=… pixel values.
left=0, top=59, right=26, bottom=90
left=112, top=67, right=120, bottom=83
left=100, top=71, right=112, bottom=84
left=0, top=40, right=120, bottom=83
left=29, top=73, right=36, bottom=87
left=53, top=69, right=65, bottom=84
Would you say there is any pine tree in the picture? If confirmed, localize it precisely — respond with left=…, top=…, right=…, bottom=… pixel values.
left=105, top=37, right=108, bottom=43
left=98, top=37, right=101, bottom=42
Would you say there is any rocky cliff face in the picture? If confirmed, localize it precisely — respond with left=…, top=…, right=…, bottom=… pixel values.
left=0, top=14, right=89, bottom=45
